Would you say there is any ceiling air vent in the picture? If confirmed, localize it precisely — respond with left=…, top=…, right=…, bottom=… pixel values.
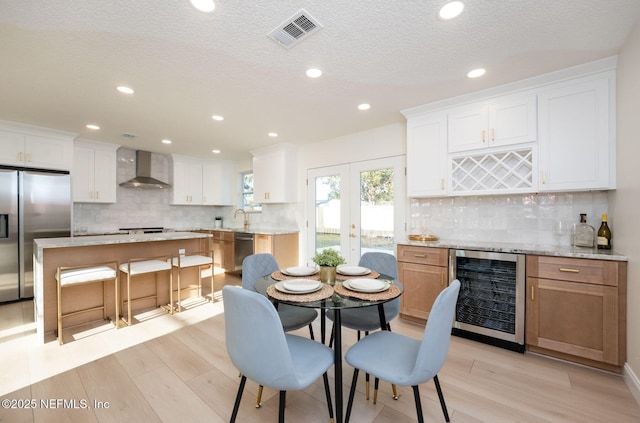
left=268, top=9, right=323, bottom=49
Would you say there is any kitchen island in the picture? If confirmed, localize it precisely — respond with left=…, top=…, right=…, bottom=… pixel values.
left=33, top=231, right=211, bottom=343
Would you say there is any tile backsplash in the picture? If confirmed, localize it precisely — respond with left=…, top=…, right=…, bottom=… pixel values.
left=409, top=192, right=609, bottom=246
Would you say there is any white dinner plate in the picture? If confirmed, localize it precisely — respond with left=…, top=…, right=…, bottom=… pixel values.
left=337, top=265, right=371, bottom=276
left=281, top=266, right=319, bottom=277
left=276, top=280, right=322, bottom=294
left=343, top=278, right=390, bottom=293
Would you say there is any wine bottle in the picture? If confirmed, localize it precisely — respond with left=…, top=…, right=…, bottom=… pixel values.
left=597, top=214, right=612, bottom=250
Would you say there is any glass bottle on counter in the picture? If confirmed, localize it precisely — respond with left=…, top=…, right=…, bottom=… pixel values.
left=571, top=213, right=595, bottom=248
left=597, top=213, right=612, bottom=250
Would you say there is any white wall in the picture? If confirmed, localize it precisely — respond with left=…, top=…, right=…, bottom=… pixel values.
left=612, top=20, right=640, bottom=399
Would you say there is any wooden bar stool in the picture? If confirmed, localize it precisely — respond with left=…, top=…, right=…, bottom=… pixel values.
left=171, top=250, right=214, bottom=312
left=119, top=255, right=172, bottom=325
left=56, top=261, right=119, bottom=345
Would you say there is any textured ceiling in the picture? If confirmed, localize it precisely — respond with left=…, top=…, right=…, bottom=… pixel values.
left=1, top=1, right=639, bottom=160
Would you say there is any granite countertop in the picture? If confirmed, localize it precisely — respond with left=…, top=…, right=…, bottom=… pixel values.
left=191, top=227, right=300, bottom=235
left=34, top=231, right=212, bottom=249
left=399, top=239, right=628, bottom=261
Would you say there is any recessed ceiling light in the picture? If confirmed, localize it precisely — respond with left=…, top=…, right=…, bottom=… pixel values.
left=212, top=149, right=221, bottom=154
left=211, top=115, right=224, bottom=121
left=438, top=1, right=464, bottom=20
left=86, top=124, right=100, bottom=130
left=117, top=86, right=134, bottom=94
left=358, top=103, right=371, bottom=111
left=268, top=132, right=278, bottom=137
left=162, top=139, right=172, bottom=144
left=306, top=68, right=322, bottom=78
left=467, top=68, right=486, bottom=78
left=191, top=0, right=215, bottom=12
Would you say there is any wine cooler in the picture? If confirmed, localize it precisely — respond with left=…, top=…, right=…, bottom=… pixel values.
left=449, top=249, right=525, bottom=353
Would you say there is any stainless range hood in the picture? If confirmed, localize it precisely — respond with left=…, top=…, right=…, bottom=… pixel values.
left=119, top=150, right=171, bottom=189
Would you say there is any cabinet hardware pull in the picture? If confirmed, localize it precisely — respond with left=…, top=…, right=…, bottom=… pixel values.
left=559, top=268, right=579, bottom=273
left=18, top=152, right=23, bottom=161
left=96, top=191, right=99, bottom=199
left=482, top=129, right=485, bottom=143
left=413, top=254, right=427, bottom=258
left=27, top=153, right=31, bottom=162
left=350, top=233, right=356, bottom=238
left=441, top=178, right=444, bottom=190
left=531, top=286, right=535, bottom=301
left=491, top=128, right=495, bottom=141
left=541, top=171, right=546, bottom=184
left=89, top=191, right=93, bottom=199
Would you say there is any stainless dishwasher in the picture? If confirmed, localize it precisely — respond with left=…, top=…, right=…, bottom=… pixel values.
left=234, top=232, right=254, bottom=272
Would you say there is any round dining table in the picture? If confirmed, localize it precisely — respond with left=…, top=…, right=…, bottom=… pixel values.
left=254, top=273, right=403, bottom=423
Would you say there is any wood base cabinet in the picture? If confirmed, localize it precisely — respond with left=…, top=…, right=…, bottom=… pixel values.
left=397, top=245, right=449, bottom=324
left=254, top=233, right=299, bottom=269
left=526, top=255, right=626, bottom=372
left=211, top=231, right=234, bottom=272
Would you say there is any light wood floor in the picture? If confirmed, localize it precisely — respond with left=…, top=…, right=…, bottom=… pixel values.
left=1, top=271, right=639, bottom=423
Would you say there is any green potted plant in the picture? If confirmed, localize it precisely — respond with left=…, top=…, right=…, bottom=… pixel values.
left=312, top=248, right=346, bottom=285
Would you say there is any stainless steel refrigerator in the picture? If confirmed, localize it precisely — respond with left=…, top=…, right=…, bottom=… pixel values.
left=0, top=168, right=71, bottom=302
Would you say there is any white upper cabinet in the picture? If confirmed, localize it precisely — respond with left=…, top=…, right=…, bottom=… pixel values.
left=0, top=123, right=75, bottom=170
left=406, top=111, right=448, bottom=197
left=171, top=155, right=234, bottom=205
left=537, top=72, right=614, bottom=191
left=202, top=160, right=234, bottom=205
left=252, top=143, right=297, bottom=203
left=403, top=58, right=616, bottom=197
left=448, top=93, right=537, bottom=153
left=73, top=140, right=119, bottom=203
left=171, top=155, right=203, bottom=205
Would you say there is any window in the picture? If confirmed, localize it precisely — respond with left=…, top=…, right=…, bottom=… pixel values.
left=241, top=171, right=261, bottom=212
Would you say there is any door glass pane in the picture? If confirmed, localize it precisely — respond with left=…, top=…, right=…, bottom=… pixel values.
left=314, top=175, right=341, bottom=254
left=359, top=168, right=394, bottom=255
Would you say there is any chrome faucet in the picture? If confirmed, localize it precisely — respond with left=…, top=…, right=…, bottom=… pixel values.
left=233, top=209, right=249, bottom=230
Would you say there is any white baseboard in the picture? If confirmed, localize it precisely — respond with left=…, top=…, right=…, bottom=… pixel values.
left=624, top=362, right=640, bottom=405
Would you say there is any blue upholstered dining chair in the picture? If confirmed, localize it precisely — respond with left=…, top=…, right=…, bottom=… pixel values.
left=222, top=286, right=334, bottom=423
left=344, top=279, right=461, bottom=423
left=242, top=253, right=318, bottom=336
left=241, top=253, right=319, bottom=407
left=327, top=251, right=402, bottom=401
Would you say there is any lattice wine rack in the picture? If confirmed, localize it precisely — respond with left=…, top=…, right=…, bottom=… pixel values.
left=450, top=148, right=534, bottom=193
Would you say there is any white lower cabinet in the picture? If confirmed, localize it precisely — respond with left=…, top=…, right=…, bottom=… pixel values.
left=73, top=140, right=119, bottom=203
left=406, top=112, right=448, bottom=196
left=537, top=72, right=614, bottom=191
left=171, top=155, right=234, bottom=205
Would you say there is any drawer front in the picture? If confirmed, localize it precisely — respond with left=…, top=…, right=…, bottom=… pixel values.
left=527, top=255, right=618, bottom=286
left=397, top=245, right=448, bottom=267
left=212, top=231, right=234, bottom=242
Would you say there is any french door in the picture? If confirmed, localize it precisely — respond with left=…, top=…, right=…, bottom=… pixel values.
left=306, top=156, right=405, bottom=265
